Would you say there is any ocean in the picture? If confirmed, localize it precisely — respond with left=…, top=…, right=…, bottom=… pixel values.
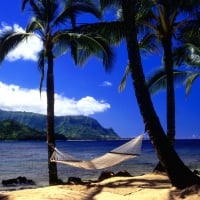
left=0, top=139, right=199, bottom=191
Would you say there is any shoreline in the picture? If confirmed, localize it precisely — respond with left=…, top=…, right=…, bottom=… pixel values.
left=1, top=173, right=199, bottom=200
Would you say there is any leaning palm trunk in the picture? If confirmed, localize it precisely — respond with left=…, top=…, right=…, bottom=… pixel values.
left=122, top=0, right=200, bottom=189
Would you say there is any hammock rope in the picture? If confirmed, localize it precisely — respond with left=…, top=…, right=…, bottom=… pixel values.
left=50, top=133, right=144, bottom=170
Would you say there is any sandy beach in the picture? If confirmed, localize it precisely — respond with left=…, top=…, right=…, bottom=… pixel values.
left=0, top=173, right=199, bottom=200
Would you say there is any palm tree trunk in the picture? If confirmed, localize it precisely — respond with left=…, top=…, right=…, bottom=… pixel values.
left=154, top=36, right=176, bottom=172
left=164, top=37, right=176, bottom=145
left=47, top=51, right=58, bottom=185
left=122, top=0, right=200, bottom=189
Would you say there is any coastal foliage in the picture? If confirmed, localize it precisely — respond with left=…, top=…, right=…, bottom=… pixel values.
left=0, top=119, right=66, bottom=140
left=0, top=0, right=199, bottom=189
left=0, top=110, right=119, bottom=140
left=97, top=0, right=200, bottom=188
left=0, top=0, right=113, bottom=184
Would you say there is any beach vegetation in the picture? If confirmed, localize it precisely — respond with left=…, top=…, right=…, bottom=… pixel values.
left=0, top=109, right=119, bottom=140
left=0, top=119, right=67, bottom=140
left=174, top=19, right=200, bottom=95
left=0, top=0, right=113, bottom=185
left=0, top=0, right=199, bottom=189
left=98, top=0, right=200, bottom=188
left=138, top=0, right=200, bottom=171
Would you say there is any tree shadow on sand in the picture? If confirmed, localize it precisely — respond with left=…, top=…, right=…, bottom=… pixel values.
left=0, top=194, right=9, bottom=200
left=82, top=176, right=199, bottom=200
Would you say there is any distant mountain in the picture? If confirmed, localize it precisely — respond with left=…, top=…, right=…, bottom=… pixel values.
left=0, top=110, right=120, bottom=140
left=0, top=120, right=66, bottom=140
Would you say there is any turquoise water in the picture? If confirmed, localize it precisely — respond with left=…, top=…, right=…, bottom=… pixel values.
left=0, top=139, right=199, bottom=190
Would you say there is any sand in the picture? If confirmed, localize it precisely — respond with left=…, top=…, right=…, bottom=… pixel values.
left=0, top=173, right=199, bottom=200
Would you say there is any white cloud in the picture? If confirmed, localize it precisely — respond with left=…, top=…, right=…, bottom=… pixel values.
left=0, top=23, right=42, bottom=62
left=0, top=82, right=110, bottom=116
left=100, top=81, right=112, bottom=87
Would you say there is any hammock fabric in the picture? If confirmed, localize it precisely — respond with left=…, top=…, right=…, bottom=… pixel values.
left=50, top=133, right=144, bottom=170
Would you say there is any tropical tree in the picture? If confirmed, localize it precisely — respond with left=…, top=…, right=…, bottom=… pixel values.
left=121, top=0, right=200, bottom=188
left=146, top=9, right=200, bottom=133
left=118, top=0, right=200, bottom=172
left=125, top=0, right=199, bottom=142
left=96, top=0, right=200, bottom=188
left=174, top=20, right=200, bottom=94
left=143, top=0, right=199, bottom=143
left=0, top=0, right=113, bottom=185
left=146, top=21, right=200, bottom=96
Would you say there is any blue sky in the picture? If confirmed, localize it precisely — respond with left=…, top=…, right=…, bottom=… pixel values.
left=0, top=1, right=200, bottom=139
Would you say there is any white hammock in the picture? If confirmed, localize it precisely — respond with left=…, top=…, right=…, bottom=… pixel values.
left=50, top=133, right=144, bottom=170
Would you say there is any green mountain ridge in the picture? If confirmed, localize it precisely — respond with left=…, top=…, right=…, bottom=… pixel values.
left=0, top=119, right=66, bottom=140
left=0, top=110, right=120, bottom=140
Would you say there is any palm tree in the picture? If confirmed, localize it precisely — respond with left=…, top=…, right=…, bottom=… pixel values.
left=75, top=0, right=200, bottom=188
left=124, top=0, right=199, bottom=142
left=180, top=53, right=200, bottom=96
left=0, top=0, right=113, bottom=185
left=143, top=0, right=199, bottom=142
left=122, top=0, right=200, bottom=188
left=97, top=0, right=200, bottom=188
left=174, top=20, right=200, bottom=94
left=118, top=0, right=200, bottom=172
left=146, top=10, right=200, bottom=129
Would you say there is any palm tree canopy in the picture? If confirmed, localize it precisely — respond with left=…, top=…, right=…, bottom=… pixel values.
left=174, top=18, right=200, bottom=95
left=100, top=0, right=121, bottom=10
left=146, top=68, right=189, bottom=95
left=0, top=0, right=115, bottom=185
left=130, top=0, right=200, bottom=97
left=135, top=0, right=200, bottom=51
left=0, top=30, right=35, bottom=62
left=0, top=0, right=114, bottom=91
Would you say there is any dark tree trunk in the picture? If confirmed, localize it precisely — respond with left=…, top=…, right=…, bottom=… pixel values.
left=47, top=50, right=58, bottom=185
left=164, top=37, right=176, bottom=145
left=122, top=0, right=200, bottom=189
left=154, top=36, right=176, bottom=172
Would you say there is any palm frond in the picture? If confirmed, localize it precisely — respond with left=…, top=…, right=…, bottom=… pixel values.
left=40, top=0, right=59, bottom=23
left=185, top=73, right=200, bottom=95
left=139, top=33, right=160, bottom=55
left=52, top=41, right=69, bottom=59
left=173, top=70, right=191, bottom=86
left=53, top=31, right=113, bottom=70
left=21, top=0, right=30, bottom=11
left=75, top=33, right=113, bottom=70
left=70, top=40, right=78, bottom=64
left=25, top=0, right=42, bottom=20
left=118, top=63, right=130, bottom=92
left=54, top=1, right=101, bottom=26
left=52, top=31, right=71, bottom=57
left=0, top=31, right=29, bottom=63
left=26, top=18, right=44, bottom=33
left=173, top=46, right=189, bottom=66
left=100, top=0, right=121, bottom=10
left=147, top=68, right=167, bottom=94
left=37, top=49, right=45, bottom=96
left=178, top=0, right=200, bottom=13
left=177, top=20, right=200, bottom=44
left=23, top=0, right=58, bottom=24
left=74, top=21, right=124, bottom=44
left=174, top=44, right=200, bottom=68
left=135, top=0, right=155, bottom=23
left=147, top=68, right=188, bottom=95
